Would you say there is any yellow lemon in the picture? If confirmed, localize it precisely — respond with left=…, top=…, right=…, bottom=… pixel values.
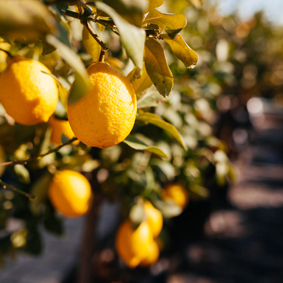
left=115, top=220, right=153, bottom=268
left=162, top=183, right=189, bottom=209
left=48, top=115, right=79, bottom=145
left=0, top=55, right=58, bottom=125
left=67, top=62, right=136, bottom=148
left=48, top=170, right=92, bottom=217
left=139, top=240, right=159, bottom=267
left=144, top=200, right=163, bottom=238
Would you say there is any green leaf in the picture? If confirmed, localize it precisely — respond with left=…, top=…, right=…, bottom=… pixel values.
left=45, top=34, right=90, bottom=104
left=127, top=63, right=153, bottom=96
left=137, top=91, right=165, bottom=109
left=29, top=172, right=53, bottom=215
left=123, top=135, right=168, bottom=159
left=144, top=38, right=173, bottom=97
left=154, top=199, right=183, bottom=218
left=143, top=10, right=187, bottom=38
left=163, top=35, right=198, bottom=69
left=187, top=0, right=205, bottom=9
left=0, top=0, right=57, bottom=41
left=148, top=0, right=164, bottom=11
left=82, top=25, right=101, bottom=62
left=96, top=1, right=145, bottom=69
left=129, top=203, right=147, bottom=228
left=14, top=165, right=30, bottom=184
left=136, top=112, right=187, bottom=150
left=103, top=0, right=148, bottom=27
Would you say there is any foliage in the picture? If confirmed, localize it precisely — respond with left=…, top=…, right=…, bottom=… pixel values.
left=0, top=0, right=265, bottom=268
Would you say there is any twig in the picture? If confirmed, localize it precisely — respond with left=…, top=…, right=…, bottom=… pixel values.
left=0, top=137, right=78, bottom=168
left=81, top=20, right=108, bottom=62
left=0, top=179, right=36, bottom=201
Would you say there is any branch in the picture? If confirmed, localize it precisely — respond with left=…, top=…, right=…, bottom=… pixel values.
left=0, top=179, right=36, bottom=201
left=0, top=137, right=78, bottom=168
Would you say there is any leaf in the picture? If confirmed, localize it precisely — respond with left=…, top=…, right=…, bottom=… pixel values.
left=143, top=10, right=187, bottom=38
left=187, top=0, right=205, bottom=9
left=45, top=34, right=90, bottom=104
left=154, top=199, right=183, bottom=218
left=129, top=203, right=147, bottom=227
left=103, top=0, right=148, bottom=27
left=14, top=165, right=30, bottom=184
left=96, top=1, right=145, bottom=70
left=127, top=63, right=153, bottom=95
left=123, top=135, right=168, bottom=159
left=163, top=35, right=198, bottom=69
left=0, top=0, right=57, bottom=41
left=82, top=25, right=101, bottom=62
left=137, top=91, right=165, bottom=109
left=144, top=38, right=173, bottom=97
left=29, top=172, right=53, bottom=215
left=136, top=112, right=187, bottom=150
left=148, top=0, right=164, bottom=11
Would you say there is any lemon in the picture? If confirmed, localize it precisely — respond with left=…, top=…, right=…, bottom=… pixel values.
left=144, top=201, right=163, bottom=238
left=67, top=62, right=137, bottom=148
left=162, top=183, right=189, bottom=209
left=48, top=115, right=79, bottom=145
left=139, top=240, right=159, bottom=267
left=0, top=55, right=58, bottom=125
left=48, top=170, right=92, bottom=217
left=115, top=220, right=153, bottom=268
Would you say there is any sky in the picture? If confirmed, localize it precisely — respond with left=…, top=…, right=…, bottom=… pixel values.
left=215, top=0, right=283, bottom=25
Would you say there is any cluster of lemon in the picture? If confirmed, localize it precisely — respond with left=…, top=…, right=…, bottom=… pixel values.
left=115, top=201, right=163, bottom=268
left=0, top=56, right=137, bottom=149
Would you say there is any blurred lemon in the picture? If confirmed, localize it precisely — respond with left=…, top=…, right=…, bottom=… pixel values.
left=115, top=220, right=153, bottom=268
left=162, top=183, right=189, bottom=209
left=48, top=115, right=79, bottom=145
left=140, top=239, right=159, bottom=267
left=48, top=170, right=92, bottom=217
left=144, top=200, right=163, bottom=238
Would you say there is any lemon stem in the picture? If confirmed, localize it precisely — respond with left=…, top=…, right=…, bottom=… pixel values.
left=0, top=179, right=37, bottom=201
left=0, top=137, right=78, bottom=168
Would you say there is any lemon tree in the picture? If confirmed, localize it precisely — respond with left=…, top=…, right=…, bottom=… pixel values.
left=0, top=0, right=241, bottom=279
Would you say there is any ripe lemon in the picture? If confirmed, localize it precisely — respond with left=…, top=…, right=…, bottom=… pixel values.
left=144, top=201, right=163, bottom=238
left=115, top=220, right=153, bottom=268
left=139, top=240, right=159, bottom=267
left=0, top=55, right=58, bottom=125
left=162, top=183, right=189, bottom=209
left=48, top=170, right=92, bottom=217
left=48, top=115, right=79, bottom=145
left=67, top=62, right=137, bottom=148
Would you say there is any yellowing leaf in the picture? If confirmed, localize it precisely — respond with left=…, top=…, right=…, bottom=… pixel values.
left=144, top=38, right=173, bottom=97
left=96, top=1, right=145, bottom=69
left=136, top=112, right=187, bottom=150
left=148, top=0, right=164, bottom=11
left=123, top=135, right=168, bottom=159
left=127, top=63, right=153, bottom=95
left=187, top=0, right=205, bottom=9
left=143, top=10, right=187, bottom=38
left=0, top=0, right=57, bottom=41
left=163, top=35, right=198, bottom=69
left=82, top=25, right=101, bottom=62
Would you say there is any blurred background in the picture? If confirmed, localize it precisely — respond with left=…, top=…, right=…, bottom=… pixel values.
left=1, top=0, right=283, bottom=282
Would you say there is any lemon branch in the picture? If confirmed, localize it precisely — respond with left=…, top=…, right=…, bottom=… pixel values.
left=0, top=179, right=36, bottom=201
left=0, top=137, right=78, bottom=168
left=81, top=19, right=108, bottom=62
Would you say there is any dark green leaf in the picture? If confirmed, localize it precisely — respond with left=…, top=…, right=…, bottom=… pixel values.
left=123, top=135, right=168, bottom=159
left=136, top=112, right=187, bottom=150
left=144, top=38, right=173, bottom=97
